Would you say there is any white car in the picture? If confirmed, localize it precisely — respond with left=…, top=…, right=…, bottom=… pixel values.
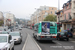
left=0, top=34, right=14, bottom=50
left=9, top=31, right=22, bottom=44
left=19, top=27, right=22, bottom=30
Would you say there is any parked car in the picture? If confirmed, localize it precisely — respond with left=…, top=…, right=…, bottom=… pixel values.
left=9, top=31, right=22, bottom=44
left=57, top=31, right=69, bottom=41
left=19, top=27, right=22, bottom=30
left=8, top=26, right=14, bottom=31
left=0, top=34, right=14, bottom=50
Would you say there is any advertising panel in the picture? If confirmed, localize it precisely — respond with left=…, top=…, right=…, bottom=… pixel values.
left=42, top=22, right=50, bottom=34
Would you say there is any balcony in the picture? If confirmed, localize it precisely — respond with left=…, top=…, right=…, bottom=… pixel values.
left=59, top=19, right=72, bottom=23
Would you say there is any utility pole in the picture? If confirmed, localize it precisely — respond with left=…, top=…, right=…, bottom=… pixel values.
left=58, top=0, right=60, bottom=22
left=58, top=0, right=60, bottom=32
left=58, top=0, right=60, bottom=11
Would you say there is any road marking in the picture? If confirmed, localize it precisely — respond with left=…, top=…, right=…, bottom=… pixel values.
left=31, top=34, right=42, bottom=50
left=22, top=34, right=28, bottom=50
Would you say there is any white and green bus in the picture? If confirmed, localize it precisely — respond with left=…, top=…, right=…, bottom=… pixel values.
left=33, top=21, right=57, bottom=41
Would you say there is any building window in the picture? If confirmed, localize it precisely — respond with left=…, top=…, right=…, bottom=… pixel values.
left=68, top=13, right=71, bottom=19
left=52, top=8, right=53, bottom=10
left=67, top=24, right=71, bottom=29
left=55, top=11, right=56, bottom=14
left=64, top=14, right=66, bottom=20
left=44, top=8, right=46, bottom=10
left=51, top=11, right=52, bottom=14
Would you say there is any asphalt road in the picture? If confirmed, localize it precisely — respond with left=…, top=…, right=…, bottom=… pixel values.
left=25, top=28, right=75, bottom=50
left=14, top=28, right=27, bottom=50
left=14, top=28, right=75, bottom=50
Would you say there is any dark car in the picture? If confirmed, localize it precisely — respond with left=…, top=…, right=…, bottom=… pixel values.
left=57, top=31, right=69, bottom=41
left=8, top=26, right=14, bottom=32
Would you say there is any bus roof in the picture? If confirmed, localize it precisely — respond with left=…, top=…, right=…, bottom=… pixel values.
left=34, top=21, right=56, bottom=26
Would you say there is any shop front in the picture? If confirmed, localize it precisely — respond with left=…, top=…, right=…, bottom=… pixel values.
left=72, top=19, right=75, bottom=36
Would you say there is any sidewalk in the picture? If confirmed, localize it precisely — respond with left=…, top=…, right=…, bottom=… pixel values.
left=24, top=34, right=41, bottom=50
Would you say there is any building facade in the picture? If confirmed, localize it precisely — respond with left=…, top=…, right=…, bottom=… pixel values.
left=6, top=13, right=16, bottom=26
left=31, top=6, right=57, bottom=25
left=0, top=11, right=4, bottom=20
left=56, top=0, right=75, bottom=35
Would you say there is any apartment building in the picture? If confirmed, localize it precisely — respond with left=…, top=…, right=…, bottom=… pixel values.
left=27, top=20, right=31, bottom=26
left=0, top=11, right=4, bottom=20
left=6, top=13, right=16, bottom=25
left=56, top=0, right=75, bottom=35
left=31, top=6, right=57, bottom=24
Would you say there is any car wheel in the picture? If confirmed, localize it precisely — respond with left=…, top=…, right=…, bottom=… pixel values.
left=12, top=47, right=14, bottom=50
left=67, top=38, right=69, bottom=41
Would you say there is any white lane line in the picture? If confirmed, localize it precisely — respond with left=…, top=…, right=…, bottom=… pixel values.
left=31, top=34, right=42, bottom=50
left=22, top=34, right=28, bottom=50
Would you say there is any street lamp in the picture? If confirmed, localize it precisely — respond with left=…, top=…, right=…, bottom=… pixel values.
left=58, top=0, right=60, bottom=22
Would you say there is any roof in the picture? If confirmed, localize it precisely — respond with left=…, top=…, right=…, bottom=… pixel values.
left=62, top=0, right=71, bottom=8
left=10, top=31, right=20, bottom=33
left=0, top=34, right=9, bottom=36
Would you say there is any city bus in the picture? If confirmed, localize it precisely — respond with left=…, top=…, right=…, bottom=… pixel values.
left=33, top=21, right=57, bottom=41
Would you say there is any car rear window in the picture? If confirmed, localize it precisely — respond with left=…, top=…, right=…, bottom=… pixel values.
left=9, top=32, right=20, bottom=36
left=0, top=36, right=7, bottom=43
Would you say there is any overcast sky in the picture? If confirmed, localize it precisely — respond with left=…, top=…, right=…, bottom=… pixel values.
left=0, top=0, right=69, bottom=19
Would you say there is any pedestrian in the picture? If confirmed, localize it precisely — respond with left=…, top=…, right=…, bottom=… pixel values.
left=70, top=27, right=73, bottom=33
